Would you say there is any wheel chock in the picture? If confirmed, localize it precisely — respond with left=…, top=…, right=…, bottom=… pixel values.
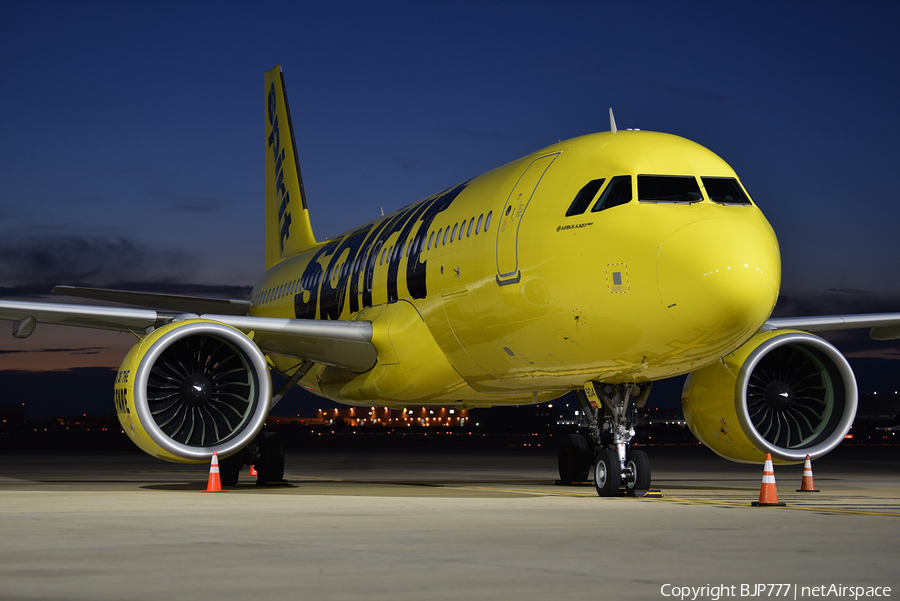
left=255, top=479, right=290, bottom=487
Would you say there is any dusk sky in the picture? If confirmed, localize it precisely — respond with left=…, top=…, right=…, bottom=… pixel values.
left=2, top=2, right=899, bottom=416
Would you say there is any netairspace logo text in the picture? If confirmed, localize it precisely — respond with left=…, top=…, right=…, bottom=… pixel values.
left=660, top=584, right=892, bottom=601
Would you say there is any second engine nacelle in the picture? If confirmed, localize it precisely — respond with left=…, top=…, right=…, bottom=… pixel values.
left=115, top=319, right=272, bottom=463
left=682, top=330, right=857, bottom=464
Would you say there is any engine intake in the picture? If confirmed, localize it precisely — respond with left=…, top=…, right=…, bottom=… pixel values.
left=116, top=319, right=271, bottom=463
left=682, top=330, right=857, bottom=464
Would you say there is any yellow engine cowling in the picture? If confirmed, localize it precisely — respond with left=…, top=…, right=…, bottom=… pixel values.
left=682, top=330, right=857, bottom=464
left=114, top=319, right=272, bottom=463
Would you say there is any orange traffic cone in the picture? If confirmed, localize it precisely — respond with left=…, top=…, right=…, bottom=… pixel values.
left=752, top=453, right=785, bottom=506
left=248, top=465, right=258, bottom=477
left=797, top=455, right=820, bottom=492
left=205, top=452, right=227, bottom=492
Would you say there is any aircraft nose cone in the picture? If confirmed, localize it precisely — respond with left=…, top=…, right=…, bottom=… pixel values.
left=657, top=217, right=780, bottom=337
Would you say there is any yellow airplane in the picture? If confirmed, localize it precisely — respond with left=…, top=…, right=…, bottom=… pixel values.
left=3, top=65, right=899, bottom=496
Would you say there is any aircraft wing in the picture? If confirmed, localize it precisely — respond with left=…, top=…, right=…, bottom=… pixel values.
left=765, top=313, right=900, bottom=341
left=0, top=300, right=376, bottom=372
left=52, top=285, right=251, bottom=315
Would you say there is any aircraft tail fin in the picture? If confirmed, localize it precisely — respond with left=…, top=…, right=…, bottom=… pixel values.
left=265, top=65, right=317, bottom=269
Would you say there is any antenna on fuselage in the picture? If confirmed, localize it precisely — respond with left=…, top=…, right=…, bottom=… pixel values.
left=609, top=108, right=617, bottom=133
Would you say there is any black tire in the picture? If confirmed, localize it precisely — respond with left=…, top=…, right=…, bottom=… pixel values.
left=593, top=448, right=621, bottom=497
left=219, top=453, right=242, bottom=487
left=624, top=448, right=651, bottom=496
left=558, top=433, right=591, bottom=484
left=256, top=431, right=284, bottom=486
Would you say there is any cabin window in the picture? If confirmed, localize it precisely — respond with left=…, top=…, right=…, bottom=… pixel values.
left=702, top=177, right=752, bottom=205
left=592, top=175, right=632, bottom=212
left=436, top=228, right=443, bottom=247
left=638, top=175, right=702, bottom=203
left=443, top=226, right=450, bottom=245
left=428, top=231, right=434, bottom=250
left=567, top=178, right=605, bottom=216
left=476, top=214, right=483, bottom=234
left=467, top=218, right=474, bottom=237
left=460, top=219, right=467, bottom=238
left=485, top=211, right=492, bottom=231
left=450, top=223, right=458, bottom=243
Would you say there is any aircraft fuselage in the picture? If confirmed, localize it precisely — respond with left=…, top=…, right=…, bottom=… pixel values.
left=251, top=130, right=781, bottom=406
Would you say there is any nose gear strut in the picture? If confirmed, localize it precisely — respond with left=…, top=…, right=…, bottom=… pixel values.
left=565, top=381, right=653, bottom=497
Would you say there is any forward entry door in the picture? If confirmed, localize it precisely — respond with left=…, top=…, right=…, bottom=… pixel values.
left=495, top=153, right=558, bottom=285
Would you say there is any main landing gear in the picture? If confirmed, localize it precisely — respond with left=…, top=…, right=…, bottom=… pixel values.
left=558, top=382, right=653, bottom=497
left=218, top=431, right=285, bottom=487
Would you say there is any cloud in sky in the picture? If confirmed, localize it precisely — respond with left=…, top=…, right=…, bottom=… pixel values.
left=0, top=346, right=108, bottom=356
left=0, top=235, right=199, bottom=290
left=773, top=289, right=900, bottom=319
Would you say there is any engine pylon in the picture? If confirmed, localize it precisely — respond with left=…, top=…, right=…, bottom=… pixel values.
left=751, top=453, right=785, bottom=507
left=205, top=452, right=227, bottom=493
left=797, top=455, right=820, bottom=492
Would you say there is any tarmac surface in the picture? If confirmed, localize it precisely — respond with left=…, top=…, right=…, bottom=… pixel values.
left=1, top=443, right=899, bottom=600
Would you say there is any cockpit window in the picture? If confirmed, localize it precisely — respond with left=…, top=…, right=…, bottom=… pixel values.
left=566, top=179, right=605, bottom=216
left=638, top=175, right=702, bottom=203
left=702, top=177, right=752, bottom=205
left=591, top=175, right=632, bottom=212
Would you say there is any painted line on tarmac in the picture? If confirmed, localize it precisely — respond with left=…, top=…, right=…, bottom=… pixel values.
left=445, top=485, right=596, bottom=497
left=285, top=477, right=598, bottom=497
left=657, top=496, right=900, bottom=516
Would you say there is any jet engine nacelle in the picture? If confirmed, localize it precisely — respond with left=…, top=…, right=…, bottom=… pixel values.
left=114, top=319, right=271, bottom=463
left=682, top=330, right=857, bottom=464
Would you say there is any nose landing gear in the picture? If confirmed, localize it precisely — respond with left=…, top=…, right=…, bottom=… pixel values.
left=558, top=381, right=653, bottom=497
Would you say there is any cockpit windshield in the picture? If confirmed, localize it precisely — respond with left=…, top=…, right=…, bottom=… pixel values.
left=591, top=175, right=632, bottom=212
left=701, top=177, right=752, bottom=205
left=638, top=175, right=702, bottom=204
left=566, top=179, right=605, bottom=217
